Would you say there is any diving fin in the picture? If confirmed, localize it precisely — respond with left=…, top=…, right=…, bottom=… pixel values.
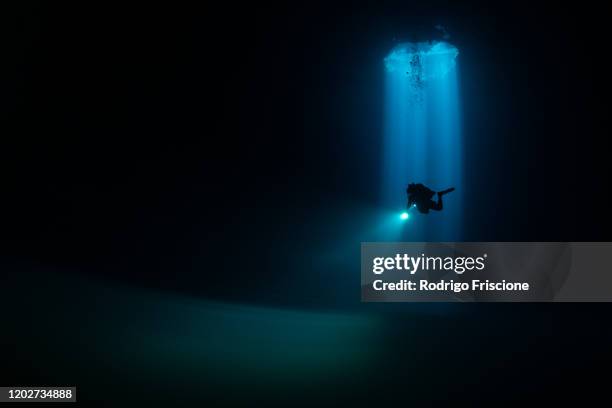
left=438, top=187, right=455, bottom=196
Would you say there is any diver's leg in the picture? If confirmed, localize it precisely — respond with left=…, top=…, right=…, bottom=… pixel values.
left=431, top=187, right=454, bottom=211
left=431, top=196, right=443, bottom=211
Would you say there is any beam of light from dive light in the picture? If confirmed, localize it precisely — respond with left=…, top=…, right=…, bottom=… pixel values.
left=400, top=204, right=417, bottom=221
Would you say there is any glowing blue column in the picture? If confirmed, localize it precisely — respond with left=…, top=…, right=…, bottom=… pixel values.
left=382, top=41, right=462, bottom=241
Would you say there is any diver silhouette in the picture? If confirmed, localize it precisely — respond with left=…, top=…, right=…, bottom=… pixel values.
left=406, top=183, right=455, bottom=214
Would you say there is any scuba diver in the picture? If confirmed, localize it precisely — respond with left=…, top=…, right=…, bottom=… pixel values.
left=406, top=183, right=455, bottom=214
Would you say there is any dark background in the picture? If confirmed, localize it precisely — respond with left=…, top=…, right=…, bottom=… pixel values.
left=1, top=1, right=611, bottom=405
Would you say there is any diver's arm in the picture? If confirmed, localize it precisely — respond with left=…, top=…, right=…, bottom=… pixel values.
left=407, top=196, right=415, bottom=208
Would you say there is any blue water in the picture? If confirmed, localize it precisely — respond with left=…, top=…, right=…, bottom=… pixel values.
left=382, top=41, right=463, bottom=241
